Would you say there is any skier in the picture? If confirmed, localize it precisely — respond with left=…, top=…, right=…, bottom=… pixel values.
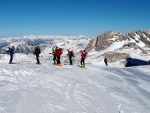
left=54, top=47, right=63, bottom=66
left=8, top=46, right=15, bottom=64
left=9, top=46, right=15, bottom=64
left=34, top=46, right=41, bottom=64
left=104, top=57, right=108, bottom=66
left=67, top=49, right=73, bottom=65
left=80, top=50, right=87, bottom=68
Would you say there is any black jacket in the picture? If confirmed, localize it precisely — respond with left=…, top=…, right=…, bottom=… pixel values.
left=34, top=47, right=41, bottom=55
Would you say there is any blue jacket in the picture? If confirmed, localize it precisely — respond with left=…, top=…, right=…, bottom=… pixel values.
left=9, top=48, right=15, bottom=55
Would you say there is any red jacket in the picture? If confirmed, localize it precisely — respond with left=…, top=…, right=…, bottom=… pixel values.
left=81, top=51, right=87, bottom=59
left=54, top=49, right=61, bottom=56
left=67, top=50, right=71, bottom=57
left=81, top=51, right=85, bottom=59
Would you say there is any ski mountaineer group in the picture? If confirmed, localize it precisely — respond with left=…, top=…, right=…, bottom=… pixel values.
left=33, top=46, right=62, bottom=66
left=53, top=46, right=63, bottom=66
left=51, top=47, right=87, bottom=67
left=40, top=46, right=88, bottom=67
left=6, top=45, right=89, bottom=67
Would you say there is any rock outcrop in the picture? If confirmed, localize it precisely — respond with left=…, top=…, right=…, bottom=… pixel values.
left=85, top=30, right=129, bottom=52
left=85, top=30, right=150, bottom=54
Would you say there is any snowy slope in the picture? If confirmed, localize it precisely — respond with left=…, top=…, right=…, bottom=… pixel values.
left=0, top=54, right=150, bottom=113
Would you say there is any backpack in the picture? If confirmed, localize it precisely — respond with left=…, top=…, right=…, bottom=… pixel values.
left=9, top=48, right=15, bottom=55
left=52, top=49, right=55, bottom=55
left=59, top=48, right=63, bottom=54
left=84, top=52, right=88, bottom=58
left=70, top=50, right=74, bottom=57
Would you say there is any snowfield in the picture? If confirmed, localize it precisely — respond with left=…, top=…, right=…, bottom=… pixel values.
left=0, top=54, right=150, bottom=113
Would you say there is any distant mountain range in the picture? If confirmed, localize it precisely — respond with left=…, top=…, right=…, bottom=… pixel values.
left=0, top=35, right=92, bottom=54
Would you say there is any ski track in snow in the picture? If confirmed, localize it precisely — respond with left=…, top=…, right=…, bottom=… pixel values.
left=0, top=63, right=150, bottom=113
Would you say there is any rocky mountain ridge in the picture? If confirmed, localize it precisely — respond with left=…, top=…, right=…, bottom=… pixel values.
left=86, top=30, right=150, bottom=52
left=85, top=30, right=150, bottom=64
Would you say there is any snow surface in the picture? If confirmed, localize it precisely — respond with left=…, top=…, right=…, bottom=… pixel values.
left=0, top=53, right=150, bottom=113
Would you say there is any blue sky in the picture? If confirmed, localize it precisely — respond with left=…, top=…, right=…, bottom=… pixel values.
left=0, top=0, right=150, bottom=38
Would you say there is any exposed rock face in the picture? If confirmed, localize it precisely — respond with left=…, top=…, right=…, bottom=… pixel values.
left=118, top=43, right=148, bottom=54
left=95, top=30, right=129, bottom=51
left=85, top=30, right=129, bottom=52
left=128, top=30, right=150, bottom=45
left=85, top=38, right=97, bottom=52
left=85, top=30, right=150, bottom=54
left=103, top=52, right=130, bottom=63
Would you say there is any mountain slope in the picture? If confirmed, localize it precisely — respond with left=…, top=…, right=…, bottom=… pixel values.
left=0, top=60, right=150, bottom=113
